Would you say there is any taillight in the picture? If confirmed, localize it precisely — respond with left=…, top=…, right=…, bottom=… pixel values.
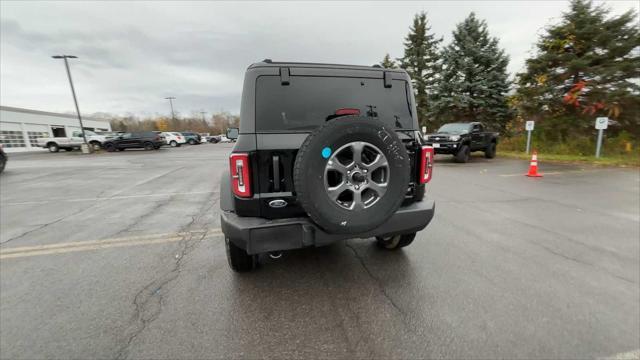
left=419, top=146, right=434, bottom=184
left=230, top=153, right=251, bottom=197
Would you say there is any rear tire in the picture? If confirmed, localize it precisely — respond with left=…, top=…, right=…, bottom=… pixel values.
left=143, top=142, right=154, bottom=150
left=47, top=143, right=59, bottom=153
left=454, top=145, right=470, bottom=163
left=484, top=142, right=496, bottom=159
left=225, top=237, right=257, bottom=272
left=376, top=233, right=416, bottom=250
left=90, top=141, right=101, bottom=150
left=170, top=140, right=178, bottom=147
left=188, top=139, right=196, bottom=145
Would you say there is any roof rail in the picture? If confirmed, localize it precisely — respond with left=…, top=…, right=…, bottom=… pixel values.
left=262, top=58, right=272, bottom=63
left=372, top=64, right=382, bottom=68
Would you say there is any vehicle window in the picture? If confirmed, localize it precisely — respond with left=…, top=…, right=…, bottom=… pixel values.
left=255, top=76, right=414, bottom=131
left=473, top=124, right=481, bottom=132
left=437, top=123, right=471, bottom=134
left=122, top=133, right=132, bottom=139
left=72, top=131, right=81, bottom=137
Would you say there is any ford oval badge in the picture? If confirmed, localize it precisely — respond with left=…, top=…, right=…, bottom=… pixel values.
left=268, top=199, right=288, bottom=208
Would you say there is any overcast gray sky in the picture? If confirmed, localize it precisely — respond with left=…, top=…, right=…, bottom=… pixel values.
left=1, top=0, right=637, bottom=117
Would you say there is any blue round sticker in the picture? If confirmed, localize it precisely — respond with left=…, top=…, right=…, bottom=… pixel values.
left=321, top=147, right=332, bottom=159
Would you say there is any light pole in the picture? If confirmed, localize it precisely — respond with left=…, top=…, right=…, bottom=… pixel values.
left=200, top=111, right=206, bottom=122
left=165, top=97, right=176, bottom=121
left=52, top=55, right=89, bottom=149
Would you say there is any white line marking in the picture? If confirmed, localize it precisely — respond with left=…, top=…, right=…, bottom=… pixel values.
left=0, top=228, right=223, bottom=259
left=499, top=171, right=563, bottom=177
left=600, top=349, right=640, bottom=360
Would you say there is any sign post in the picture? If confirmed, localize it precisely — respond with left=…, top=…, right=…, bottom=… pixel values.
left=525, top=121, right=535, bottom=154
left=595, top=117, right=608, bottom=158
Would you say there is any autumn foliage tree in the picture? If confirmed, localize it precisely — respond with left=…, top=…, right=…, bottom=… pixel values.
left=516, top=0, right=640, bottom=137
left=108, top=111, right=239, bottom=134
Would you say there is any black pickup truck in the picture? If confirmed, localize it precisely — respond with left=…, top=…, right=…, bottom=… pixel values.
left=425, top=122, right=498, bottom=163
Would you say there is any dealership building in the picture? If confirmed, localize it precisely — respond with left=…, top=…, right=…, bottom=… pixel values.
left=0, top=106, right=112, bottom=152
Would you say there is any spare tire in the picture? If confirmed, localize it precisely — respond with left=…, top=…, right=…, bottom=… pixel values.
left=294, top=116, right=410, bottom=234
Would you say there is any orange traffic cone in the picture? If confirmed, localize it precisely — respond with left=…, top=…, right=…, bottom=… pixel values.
left=526, top=151, right=543, bottom=177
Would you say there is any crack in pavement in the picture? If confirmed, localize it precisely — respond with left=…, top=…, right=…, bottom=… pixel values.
left=1, top=168, right=187, bottom=247
left=344, top=241, right=408, bottom=319
left=109, top=197, right=176, bottom=239
left=114, top=198, right=216, bottom=360
left=0, top=203, right=98, bottom=246
left=445, top=201, right=637, bottom=284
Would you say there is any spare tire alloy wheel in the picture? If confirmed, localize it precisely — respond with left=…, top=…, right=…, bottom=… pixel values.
left=294, top=117, right=410, bottom=234
left=325, top=141, right=389, bottom=210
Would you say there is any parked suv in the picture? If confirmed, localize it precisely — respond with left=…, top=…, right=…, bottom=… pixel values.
left=220, top=60, right=436, bottom=272
left=180, top=132, right=201, bottom=145
left=425, top=122, right=498, bottom=163
left=161, top=132, right=186, bottom=147
left=102, top=131, right=165, bottom=152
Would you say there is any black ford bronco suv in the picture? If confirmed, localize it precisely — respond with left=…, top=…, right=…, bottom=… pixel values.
left=220, top=60, right=436, bottom=272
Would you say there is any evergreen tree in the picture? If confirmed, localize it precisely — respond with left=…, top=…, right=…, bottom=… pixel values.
left=398, top=12, right=442, bottom=127
left=430, top=12, right=511, bottom=131
left=380, top=53, right=397, bottom=69
left=516, top=0, right=639, bottom=137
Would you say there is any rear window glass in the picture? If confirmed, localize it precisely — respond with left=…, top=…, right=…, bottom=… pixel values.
left=255, top=76, right=414, bottom=131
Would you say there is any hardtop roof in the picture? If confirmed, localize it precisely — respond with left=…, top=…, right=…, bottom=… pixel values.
left=248, top=60, right=407, bottom=73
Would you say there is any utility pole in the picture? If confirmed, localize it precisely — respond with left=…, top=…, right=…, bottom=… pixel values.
left=165, top=97, right=176, bottom=121
left=52, top=55, right=89, bottom=150
left=200, top=111, right=206, bottom=122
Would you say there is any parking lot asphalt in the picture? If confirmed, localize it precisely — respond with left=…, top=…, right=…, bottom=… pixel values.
left=1, top=144, right=638, bottom=359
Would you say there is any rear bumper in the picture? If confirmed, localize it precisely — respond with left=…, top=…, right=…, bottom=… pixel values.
left=426, top=142, right=459, bottom=154
left=221, top=200, right=435, bottom=255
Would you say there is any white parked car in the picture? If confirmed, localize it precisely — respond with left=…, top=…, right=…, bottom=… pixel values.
left=218, top=135, right=232, bottom=143
left=161, top=132, right=187, bottom=147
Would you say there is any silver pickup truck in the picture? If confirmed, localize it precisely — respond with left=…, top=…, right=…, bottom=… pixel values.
left=36, top=130, right=114, bottom=152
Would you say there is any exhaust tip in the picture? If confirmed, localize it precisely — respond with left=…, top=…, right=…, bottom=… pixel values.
left=268, top=251, right=283, bottom=259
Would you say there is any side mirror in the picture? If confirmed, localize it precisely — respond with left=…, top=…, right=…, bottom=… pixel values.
left=226, top=128, right=239, bottom=140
